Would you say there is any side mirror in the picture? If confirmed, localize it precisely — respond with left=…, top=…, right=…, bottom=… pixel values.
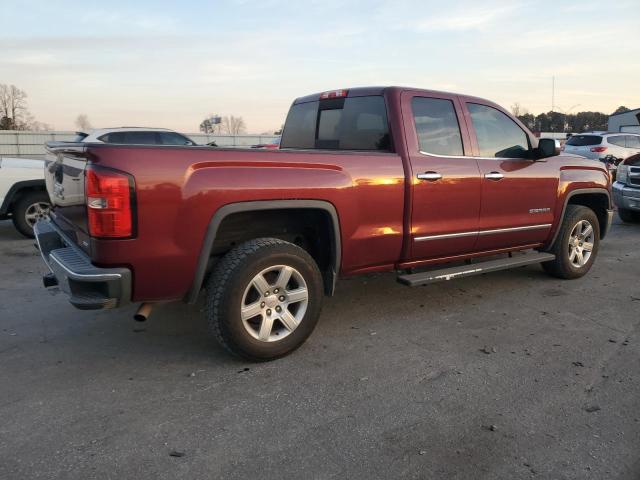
left=537, top=138, right=561, bottom=159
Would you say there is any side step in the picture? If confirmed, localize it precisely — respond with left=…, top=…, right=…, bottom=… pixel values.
left=397, top=252, right=555, bottom=287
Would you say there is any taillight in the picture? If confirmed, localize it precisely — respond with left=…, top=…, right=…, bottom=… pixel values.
left=590, top=146, right=607, bottom=153
left=320, top=89, right=348, bottom=99
left=85, top=166, right=135, bottom=238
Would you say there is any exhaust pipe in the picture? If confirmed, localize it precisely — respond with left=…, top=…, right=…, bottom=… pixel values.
left=134, top=303, right=153, bottom=322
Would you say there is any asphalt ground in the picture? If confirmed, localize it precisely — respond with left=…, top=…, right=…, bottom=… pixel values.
left=1, top=217, right=639, bottom=479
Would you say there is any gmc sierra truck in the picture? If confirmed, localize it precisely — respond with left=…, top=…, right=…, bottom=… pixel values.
left=35, top=87, right=613, bottom=360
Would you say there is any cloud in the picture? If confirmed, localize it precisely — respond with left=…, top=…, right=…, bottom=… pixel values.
left=411, top=3, right=522, bottom=31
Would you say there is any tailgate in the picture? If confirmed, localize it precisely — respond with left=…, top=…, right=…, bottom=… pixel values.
left=44, top=142, right=92, bottom=250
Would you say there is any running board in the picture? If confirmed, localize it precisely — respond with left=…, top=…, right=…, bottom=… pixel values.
left=397, top=252, right=555, bottom=287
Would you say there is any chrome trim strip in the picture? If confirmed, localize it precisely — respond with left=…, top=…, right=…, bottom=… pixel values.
left=414, top=230, right=478, bottom=241
left=414, top=223, right=552, bottom=242
left=477, top=224, right=552, bottom=236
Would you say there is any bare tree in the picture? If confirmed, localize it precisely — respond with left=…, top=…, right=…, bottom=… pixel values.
left=221, top=115, right=246, bottom=135
left=511, top=102, right=529, bottom=117
left=0, top=84, right=30, bottom=130
left=75, top=114, right=92, bottom=131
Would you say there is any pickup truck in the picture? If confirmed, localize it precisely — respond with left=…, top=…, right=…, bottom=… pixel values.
left=35, top=86, right=613, bottom=360
left=0, top=157, right=51, bottom=237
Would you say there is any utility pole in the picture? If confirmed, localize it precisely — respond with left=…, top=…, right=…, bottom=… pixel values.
left=551, top=76, right=555, bottom=113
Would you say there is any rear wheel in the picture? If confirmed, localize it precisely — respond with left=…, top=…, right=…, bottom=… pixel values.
left=618, top=208, right=640, bottom=223
left=542, top=205, right=600, bottom=279
left=11, top=191, right=51, bottom=238
left=205, top=238, right=324, bottom=361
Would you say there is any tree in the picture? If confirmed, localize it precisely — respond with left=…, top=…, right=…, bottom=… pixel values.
left=0, top=83, right=47, bottom=130
left=221, top=115, right=246, bottom=135
left=612, top=106, right=631, bottom=115
left=0, top=84, right=30, bottom=130
left=511, top=103, right=528, bottom=117
left=75, top=114, right=92, bottom=131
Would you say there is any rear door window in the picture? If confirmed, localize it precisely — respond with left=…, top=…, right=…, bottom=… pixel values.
left=125, top=131, right=159, bottom=144
left=159, top=132, right=193, bottom=145
left=411, top=97, right=464, bottom=156
left=607, top=135, right=625, bottom=147
left=281, top=95, right=391, bottom=151
left=467, top=103, right=530, bottom=158
left=565, top=135, right=602, bottom=146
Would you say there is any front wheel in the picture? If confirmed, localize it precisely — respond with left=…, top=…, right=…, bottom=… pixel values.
left=205, top=238, right=324, bottom=361
left=542, top=205, right=600, bottom=279
left=12, top=191, right=51, bottom=238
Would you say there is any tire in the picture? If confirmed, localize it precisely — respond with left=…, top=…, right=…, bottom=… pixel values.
left=11, top=190, right=51, bottom=238
left=205, top=238, right=324, bottom=361
left=618, top=208, right=640, bottom=223
left=542, top=205, right=600, bottom=279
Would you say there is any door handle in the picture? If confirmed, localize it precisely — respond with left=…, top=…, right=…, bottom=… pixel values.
left=417, top=171, right=442, bottom=181
left=484, top=171, right=504, bottom=181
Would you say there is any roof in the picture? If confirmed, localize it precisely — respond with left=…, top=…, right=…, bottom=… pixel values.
left=78, top=127, right=176, bottom=135
left=609, top=108, right=640, bottom=117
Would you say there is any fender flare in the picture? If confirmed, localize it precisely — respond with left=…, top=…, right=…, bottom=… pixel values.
left=548, top=187, right=612, bottom=247
left=0, top=179, right=47, bottom=216
left=185, top=200, right=342, bottom=304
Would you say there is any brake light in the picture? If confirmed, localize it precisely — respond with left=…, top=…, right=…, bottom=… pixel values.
left=590, top=146, right=607, bottom=153
left=320, top=89, right=348, bottom=99
left=85, top=166, right=134, bottom=238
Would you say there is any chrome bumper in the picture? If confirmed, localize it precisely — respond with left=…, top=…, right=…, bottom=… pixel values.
left=34, top=220, right=131, bottom=310
left=613, top=181, right=640, bottom=212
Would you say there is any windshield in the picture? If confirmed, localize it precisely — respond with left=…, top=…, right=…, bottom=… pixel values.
left=565, top=135, right=602, bottom=146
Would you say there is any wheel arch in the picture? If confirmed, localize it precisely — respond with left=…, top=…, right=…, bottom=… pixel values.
left=185, top=200, right=342, bottom=304
left=548, top=188, right=612, bottom=247
left=0, top=180, right=47, bottom=216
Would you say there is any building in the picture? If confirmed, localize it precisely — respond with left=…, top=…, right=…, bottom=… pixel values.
left=608, top=108, right=640, bottom=133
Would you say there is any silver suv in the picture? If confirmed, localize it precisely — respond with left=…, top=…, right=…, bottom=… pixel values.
left=564, top=132, right=640, bottom=159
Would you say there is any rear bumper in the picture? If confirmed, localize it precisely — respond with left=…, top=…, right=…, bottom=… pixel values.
left=613, top=181, right=640, bottom=212
left=34, top=220, right=131, bottom=310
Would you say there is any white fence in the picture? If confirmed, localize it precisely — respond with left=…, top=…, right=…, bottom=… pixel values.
left=0, top=130, right=280, bottom=158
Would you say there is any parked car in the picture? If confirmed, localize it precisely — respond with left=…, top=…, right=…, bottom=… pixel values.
left=0, top=157, right=49, bottom=237
left=613, top=153, right=640, bottom=222
left=562, top=133, right=640, bottom=176
left=35, top=86, right=612, bottom=360
left=75, top=127, right=197, bottom=146
left=251, top=137, right=281, bottom=149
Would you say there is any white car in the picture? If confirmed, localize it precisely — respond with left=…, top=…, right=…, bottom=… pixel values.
left=0, top=157, right=50, bottom=238
left=75, top=127, right=197, bottom=145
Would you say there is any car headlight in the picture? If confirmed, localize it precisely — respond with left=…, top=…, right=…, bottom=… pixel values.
left=617, top=164, right=629, bottom=184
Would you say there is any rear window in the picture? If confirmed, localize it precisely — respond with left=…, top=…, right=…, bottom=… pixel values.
left=281, top=95, right=391, bottom=151
left=565, top=135, right=602, bottom=146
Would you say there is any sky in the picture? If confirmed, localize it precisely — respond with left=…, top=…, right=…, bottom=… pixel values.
left=1, top=0, right=639, bottom=133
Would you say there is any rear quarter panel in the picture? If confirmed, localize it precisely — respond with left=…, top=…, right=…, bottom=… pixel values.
left=86, top=146, right=405, bottom=301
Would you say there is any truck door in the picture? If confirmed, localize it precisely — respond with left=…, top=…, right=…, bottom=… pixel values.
left=462, top=101, right=557, bottom=251
left=401, top=91, right=481, bottom=260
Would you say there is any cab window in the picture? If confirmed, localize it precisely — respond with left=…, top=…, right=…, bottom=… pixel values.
left=467, top=103, right=530, bottom=158
left=411, top=97, right=464, bottom=156
left=281, top=95, right=391, bottom=151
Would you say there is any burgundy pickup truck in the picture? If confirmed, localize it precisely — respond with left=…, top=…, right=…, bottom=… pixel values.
left=36, top=87, right=613, bottom=360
